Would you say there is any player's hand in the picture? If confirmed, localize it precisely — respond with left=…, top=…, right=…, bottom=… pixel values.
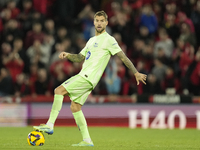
left=134, top=72, right=147, bottom=85
left=59, top=52, right=69, bottom=59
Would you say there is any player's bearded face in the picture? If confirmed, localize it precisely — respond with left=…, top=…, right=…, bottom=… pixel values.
left=94, top=16, right=108, bottom=34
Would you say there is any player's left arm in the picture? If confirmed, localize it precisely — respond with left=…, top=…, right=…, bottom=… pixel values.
left=116, top=51, right=147, bottom=85
left=59, top=52, right=85, bottom=62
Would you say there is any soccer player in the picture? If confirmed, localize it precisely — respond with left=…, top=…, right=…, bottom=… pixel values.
left=33, top=10, right=147, bottom=147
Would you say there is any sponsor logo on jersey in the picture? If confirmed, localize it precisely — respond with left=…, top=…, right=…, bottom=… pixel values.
left=112, top=43, right=117, bottom=46
left=86, top=51, right=91, bottom=60
left=94, top=43, right=98, bottom=47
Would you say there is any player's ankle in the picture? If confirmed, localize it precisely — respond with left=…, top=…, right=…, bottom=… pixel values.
left=83, top=138, right=92, bottom=143
left=46, top=122, right=54, bottom=129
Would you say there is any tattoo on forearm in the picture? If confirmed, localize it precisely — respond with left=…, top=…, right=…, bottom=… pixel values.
left=117, top=51, right=138, bottom=74
left=66, top=53, right=85, bottom=62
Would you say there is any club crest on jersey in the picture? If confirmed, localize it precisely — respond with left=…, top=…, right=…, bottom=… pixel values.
left=94, top=43, right=98, bottom=47
left=86, top=51, right=91, bottom=60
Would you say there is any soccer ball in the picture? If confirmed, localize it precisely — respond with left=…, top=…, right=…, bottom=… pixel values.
left=27, top=131, right=45, bottom=146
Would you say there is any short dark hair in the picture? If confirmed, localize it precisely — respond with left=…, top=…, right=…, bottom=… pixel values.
left=94, top=11, right=108, bottom=21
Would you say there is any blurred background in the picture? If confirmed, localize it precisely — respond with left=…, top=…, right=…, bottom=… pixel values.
left=0, top=0, right=200, bottom=129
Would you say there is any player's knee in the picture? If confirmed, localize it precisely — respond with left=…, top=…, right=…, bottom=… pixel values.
left=70, top=104, right=78, bottom=113
left=54, top=88, right=61, bottom=95
left=70, top=102, right=81, bottom=113
left=54, top=86, right=68, bottom=95
left=70, top=104, right=74, bottom=112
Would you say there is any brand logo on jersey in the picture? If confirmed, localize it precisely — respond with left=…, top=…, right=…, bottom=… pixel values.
left=94, top=43, right=98, bottom=47
left=65, top=81, right=69, bottom=84
left=86, top=51, right=91, bottom=60
left=112, top=43, right=117, bottom=46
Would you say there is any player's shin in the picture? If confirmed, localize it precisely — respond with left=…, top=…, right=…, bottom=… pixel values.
left=46, top=94, right=64, bottom=128
left=73, top=110, right=92, bottom=143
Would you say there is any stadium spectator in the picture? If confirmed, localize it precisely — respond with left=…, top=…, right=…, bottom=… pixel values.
left=184, top=48, right=200, bottom=95
left=33, top=68, right=51, bottom=96
left=141, top=42, right=154, bottom=72
left=0, top=18, right=3, bottom=32
left=78, top=4, right=95, bottom=41
left=43, top=19, right=55, bottom=36
left=179, top=43, right=195, bottom=77
left=137, top=26, right=154, bottom=44
left=191, top=0, right=200, bottom=47
left=55, top=26, right=68, bottom=43
left=72, top=34, right=87, bottom=54
left=49, top=42, right=65, bottom=66
left=177, top=12, right=195, bottom=33
left=25, top=22, right=44, bottom=48
left=2, top=19, right=23, bottom=44
left=181, top=0, right=196, bottom=17
left=113, top=33, right=127, bottom=54
left=50, top=60, right=72, bottom=90
left=155, top=47, right=169, bottom=65
left=0, top=42, right=12, bottom=68
left=154, top=27, right=174, bottom=58
left=105, top=57, right=121, bottom=95
left=17, top=0, right=35, bottom=32
left=163, top=14, right=180, bottom=44
left=53, top=0, right=75, bottom=28
left=165, top=2, right=177, bottom=16
left=140, top=4, right=158, bottom=34
left=142, top=73, right=163, bottom=94
left=0, top=67, right=13, bottom=96
left=14, top=73, right=30, bottom=97
left=29, top=63, right=38, bottom=94
left=18, top=0, right=34, bottom=18
left=122, top=69, right=138, bottom=95
left=152, top=2, right=163, bottom=23
left=2, top=47, right=24, bottom=82
left=32, top=0, right=47, bottom=15
left=179, top=22, right=196, bottom=47
left=109, top=2, right=130, bottom=46
left=42, top=34, right=55, bottom=65
left=12, top=37, right=29, bottom=73
left=151, top=58, right=167, bottom=82
left=6, top=0, right=20, bottom=19
left=171, top=38, right=185, bottom=75
left=26, top=39, right=51, bottom=68
left=161, top=67, right=180, bottom=94
left=177, top=11, right=195, bottom=33
left=122, top=0, right=143, bottom=12
left=108, top=1, right=122, bottom=27
left=0, top=8, right=12, bottom=24
left=135, top=60, right=149, bottom=95
left=127, top=38, right=145, bottom=64
left=62, top=38, right=72, bottom=53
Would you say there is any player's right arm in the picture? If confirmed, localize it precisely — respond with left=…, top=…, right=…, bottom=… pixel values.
left=116, top=51, right=147, bottom=85
left=108, top=36, right=147, bottom=85
left=59, top=52, right=85, bottom=62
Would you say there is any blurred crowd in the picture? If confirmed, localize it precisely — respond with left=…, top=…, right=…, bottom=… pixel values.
left=0, top=0, right=200, bottom=98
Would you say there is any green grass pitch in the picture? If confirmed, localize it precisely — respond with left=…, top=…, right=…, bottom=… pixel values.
left=0, top=126, right=199, bottom=150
